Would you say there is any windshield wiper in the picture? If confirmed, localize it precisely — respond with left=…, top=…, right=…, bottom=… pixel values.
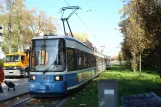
left=43, top=61, right=56, bottom=74
left=43, top=65, right=52, bottom=74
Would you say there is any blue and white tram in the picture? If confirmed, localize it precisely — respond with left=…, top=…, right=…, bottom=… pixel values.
left=28, top=35, right=106, bottom=94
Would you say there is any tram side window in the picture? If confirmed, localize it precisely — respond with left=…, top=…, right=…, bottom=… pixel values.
left=88, top=54, right=91, bottom=67
left=99, top=57, right=102, bottom=66
left=76, top=50, right=83, bottom=69
left=67, top=49, right=96, bottom=70
left=92, top=55, right=96, bottom=67
left=67, top=48, right=75, bottom=71
left=93, top=55, right=96, bottom=67
left=83, top=53, right=87, bottom=68
left=88, top=54, right=94, bottom=67
left=86, top=53, right=90, bottom=68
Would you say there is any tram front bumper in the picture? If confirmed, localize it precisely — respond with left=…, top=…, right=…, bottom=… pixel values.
left=29, top=82, right=66, bottom=93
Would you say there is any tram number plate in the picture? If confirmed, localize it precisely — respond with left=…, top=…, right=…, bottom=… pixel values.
left=9, top=72, right=13, bottom=73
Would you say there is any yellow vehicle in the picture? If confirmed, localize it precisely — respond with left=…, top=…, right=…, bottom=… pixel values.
left=3, top=52, right=29, bottom=77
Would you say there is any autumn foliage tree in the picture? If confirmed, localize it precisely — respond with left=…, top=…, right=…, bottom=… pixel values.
left=68, top=32, right=89, bottom=42
left=120, top=0, right=161, bottom=75
left=0, top=0, right=57, bottom=54
left=119, top=0, right=149, bottom=73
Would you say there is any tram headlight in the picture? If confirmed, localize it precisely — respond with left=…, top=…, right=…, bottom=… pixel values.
left=30, top=75, right=36, bottom=80
left=55, top=76, right=60, bottom=80
left=54, top=75, right=63, bottom=81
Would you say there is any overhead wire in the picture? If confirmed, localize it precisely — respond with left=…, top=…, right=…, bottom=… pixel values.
left=63, top=0, right=101, bottom=44
left=75, top=13, right=100, bottom=43
left=63, top=0, right=70, bottom=6
left=86, top=0, right=91, bottom=12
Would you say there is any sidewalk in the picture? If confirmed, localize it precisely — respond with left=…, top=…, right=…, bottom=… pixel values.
left=0, top=78, right=29, bottom=102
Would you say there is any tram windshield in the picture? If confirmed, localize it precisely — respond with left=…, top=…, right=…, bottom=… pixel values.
left=31, top=39, right=66, bottom=72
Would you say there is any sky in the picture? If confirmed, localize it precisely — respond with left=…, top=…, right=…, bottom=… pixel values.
left=25, top=0, right=124, bottom=56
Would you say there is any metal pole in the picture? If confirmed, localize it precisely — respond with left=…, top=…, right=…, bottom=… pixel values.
left=62, top=19, right=67, bottom=36
left=60, top=6, right=80, bottom=37
left=66, top=19, right=73, bottom=37
left=139, top=54, right=141, bottom=75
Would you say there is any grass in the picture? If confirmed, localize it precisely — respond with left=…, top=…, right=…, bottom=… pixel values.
left=61, top=65, right=161, bottom=107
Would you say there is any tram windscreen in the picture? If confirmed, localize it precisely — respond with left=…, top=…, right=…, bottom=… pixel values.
left=31, top=39, right=66, bottom=72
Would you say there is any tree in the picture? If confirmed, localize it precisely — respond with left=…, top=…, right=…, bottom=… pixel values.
left=119, top=0, right=161, bottom=76
left=0, top=0, right=57, bottom=53
left=118, top=51, right=124, bottom=65
left=119, top=0, right=150, bottom=73
left=137, top=0, right=161, bottom=76
left=23, top=9, right=56, bottom=44
left=68, top=32, right=89, bottom=42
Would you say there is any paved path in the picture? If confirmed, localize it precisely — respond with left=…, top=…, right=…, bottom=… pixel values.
left=0, top=78, right=29, bottom=102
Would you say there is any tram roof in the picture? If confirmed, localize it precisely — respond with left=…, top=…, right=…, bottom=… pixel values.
left=32, top=35, right=94, bottom=50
